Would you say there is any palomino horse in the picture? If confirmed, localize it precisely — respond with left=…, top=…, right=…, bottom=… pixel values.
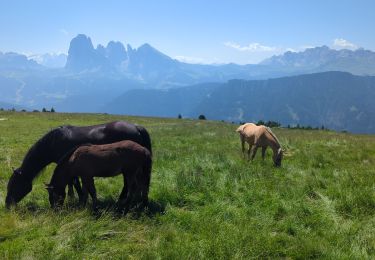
left=6, top=121, right=152, bottom=208
left=46, top=140, right=152, bottom=212
left=236, top=123, right=283, bottom=167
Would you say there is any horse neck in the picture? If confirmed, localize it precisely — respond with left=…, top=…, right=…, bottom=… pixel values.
left=20, top=129, right=62, bottom=182
left=266, top=132, right=281, bottom=154
left=21, top=147, right=53, bottom=182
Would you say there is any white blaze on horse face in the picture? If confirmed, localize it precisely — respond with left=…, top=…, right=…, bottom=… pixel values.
left=274, top=148, right=283, bottom=167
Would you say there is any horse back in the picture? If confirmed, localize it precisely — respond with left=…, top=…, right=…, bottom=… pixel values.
left=69, top=140, right=149, bottom=177
left=242, top=124, right=269, bottom=145
left=236, top=123, right=256, bottom=133
left=67, top=121, right=145, bottom=145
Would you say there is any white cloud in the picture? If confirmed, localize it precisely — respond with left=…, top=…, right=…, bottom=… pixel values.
left=60, top=28, right=69, bottom=36
left=285, top=48, right=297, bottom=52
left=174, top=55, right=205, bottom=64
left=27, top=53, right=67, bottom=68
left=224, top=42, right=277, bottom=52
left=333, top=38, right=357, bottom=50
left=300, top=45, right=316, bottom=50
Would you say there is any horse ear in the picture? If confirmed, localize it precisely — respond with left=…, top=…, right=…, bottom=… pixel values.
left=14, top=168, right=22, bottom=175
left=44, top=183, right=53, bottom=190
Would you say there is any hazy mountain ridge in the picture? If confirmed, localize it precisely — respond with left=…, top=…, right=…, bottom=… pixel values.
left=28, top=53, right=67, bottom=68
left=261, top=46, right=375, bottom=75
left=104, top=72, right=375, bottom=133
left=0, top=52, right=43, bottom=71
left=194, top=71, right=375, bottom=133
left=1, top=34, right=375, bottom=133
left=104, top=82, right=221, bottom=117
left=64, top=35, right=262, bottom=86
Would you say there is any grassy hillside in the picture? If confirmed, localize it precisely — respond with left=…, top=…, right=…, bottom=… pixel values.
left=0, top=111, right=375, bottom=258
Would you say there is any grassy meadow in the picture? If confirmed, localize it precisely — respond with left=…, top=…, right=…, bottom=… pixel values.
left=0, top=111, right=375, bottom=259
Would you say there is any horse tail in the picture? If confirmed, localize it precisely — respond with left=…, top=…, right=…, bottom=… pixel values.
left=236, top=123, right=255, bottom=133
left=140, top=150, right=152, bottom=206
left=136, top=125, right=152, bottom=156
left=236, top=126, right=243, bottom=132
left=265, top=127, right=281, bottom=147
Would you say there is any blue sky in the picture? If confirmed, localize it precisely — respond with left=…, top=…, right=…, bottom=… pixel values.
left=0, top=0, right=374, bottom=64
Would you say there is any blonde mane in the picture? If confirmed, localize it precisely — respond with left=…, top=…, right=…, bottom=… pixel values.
left=265, top=127, right=281, bottom=147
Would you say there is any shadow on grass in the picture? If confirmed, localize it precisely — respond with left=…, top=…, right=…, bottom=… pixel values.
left=13, top=197, right=166, bottom=220
left=94, top=198, right=166, bottom=219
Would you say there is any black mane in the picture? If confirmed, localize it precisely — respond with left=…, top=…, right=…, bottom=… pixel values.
left=20, top=127, right=68, bottom=181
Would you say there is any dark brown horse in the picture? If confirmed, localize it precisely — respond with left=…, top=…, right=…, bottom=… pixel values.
left=6, top=121, right=152, bottom=208
left=46, top=140, right=152, bottom=211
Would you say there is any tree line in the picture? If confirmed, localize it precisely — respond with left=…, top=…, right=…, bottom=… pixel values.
left=0, top=107, right=56, bottom=113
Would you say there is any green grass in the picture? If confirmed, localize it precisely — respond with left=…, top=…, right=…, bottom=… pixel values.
left=1, top=111, right=375, bottom=259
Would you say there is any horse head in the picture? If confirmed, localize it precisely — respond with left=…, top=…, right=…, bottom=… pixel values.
left=45, top=183, right=65, bottom=208
left=273, top=148, right=283, bottom=167
left=5, top=168, right=32, bottom=208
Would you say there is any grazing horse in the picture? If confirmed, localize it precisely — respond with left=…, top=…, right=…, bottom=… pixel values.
left=236, top=123, right=283, bottom=167
left=46, top=140, right=152, bottom=211
left=5, top=121, right=152, bottom=208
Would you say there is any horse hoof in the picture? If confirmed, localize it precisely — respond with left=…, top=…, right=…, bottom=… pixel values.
left=79, top=200, right=87, bottom=208
left=116, top=206, right=130, bottom=216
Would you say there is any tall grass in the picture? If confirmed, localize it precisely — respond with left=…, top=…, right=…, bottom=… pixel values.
left=0, top=111, right=375, bottom=258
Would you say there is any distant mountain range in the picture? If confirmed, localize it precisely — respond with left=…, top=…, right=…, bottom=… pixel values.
left=261, top=46, right=375, bottom=75
left=28, top=53, right=67, bottom=68
left=0, top=101, right=26, bottom=111
left=0, top=51, right=43, bottom=70
left=0, top=34, right=375, bottom=133
left=103, top=71, right=375, bottom=133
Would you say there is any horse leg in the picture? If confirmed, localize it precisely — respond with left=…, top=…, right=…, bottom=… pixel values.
left=139, top=166, right=150, bottom=209
left=251, top=146, right=259, bottom=160
left=67, top=179, right=74, bottom=199
left=72, top=177, right=83, bottom=201
left=82, top=177, right=97, bottom=211
left=127, top=181, right=138, bottom=210
left=261, top=146, right=267, bottom=160
left=118, top=170, right=137, bottom=213
left=134, top=167, right=146, bottom=209
left=118, top=173, right=128, bottom=202
left=240, top=135, right=245, bottom=157
left=247, top=144, right=252, bottom=161
left=79, top=180, right=89, bottom=206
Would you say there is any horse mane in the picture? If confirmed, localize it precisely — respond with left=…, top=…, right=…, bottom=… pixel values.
left=50, top=143, right=91, bottom=186
left=21, top=127, right=68, bottom=181
left=56, top=143, right=92, bottom=166
left=265, top=126, right=281, bottom=147
left=236, top=126, right=243, bottom=133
